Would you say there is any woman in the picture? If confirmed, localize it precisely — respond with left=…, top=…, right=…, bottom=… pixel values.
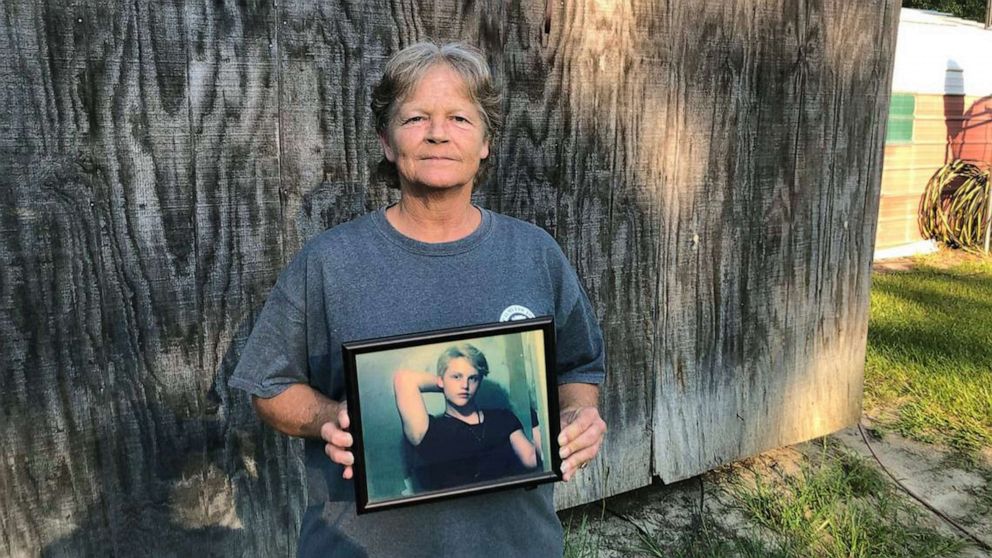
left=229, top=42, right=606, bottom=557
left=394, top=343, right=538, bottom=491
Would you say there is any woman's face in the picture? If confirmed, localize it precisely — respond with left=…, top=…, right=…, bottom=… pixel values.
left=379, top=64, right=490, bottom=192
left=437, top=357, right=482, bottom=407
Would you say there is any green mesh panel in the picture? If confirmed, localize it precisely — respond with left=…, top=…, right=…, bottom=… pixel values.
left=886, top=93, right=915, bottom=144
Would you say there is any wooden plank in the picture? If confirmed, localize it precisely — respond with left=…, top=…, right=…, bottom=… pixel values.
left=877, top=195, right=920, bottom=222
left=914, top=93, right=971, bottom=117
left=14, top=0, right=205, bottom=554
left=276, top=0, right=389, bottom=247
left=0, top=1, right=294, bottom=556
left=913, top=94, right=953, bottom=116
left=652, top=0, right=899, bottom=481
left=875, top=220, right=922, bottom=248
left=541, top=0, right=657, bottom=508
left=880, top=167, right=935, bottom=196
left=881, top=143, right=949, bottom=168
left=914, top=119, right=958, bottom=143
left=0, top=1, right=100, bottom=555
left=184, top=2, right=300, bottom=557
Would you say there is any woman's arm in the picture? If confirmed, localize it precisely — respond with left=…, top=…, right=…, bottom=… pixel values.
left=252, top=384, right=355, bottom=478
left=393, top=369, right=440, bottom=446
left=557, top=383, right=607, bottom=481
left=509, top=429, right=538, bottom=469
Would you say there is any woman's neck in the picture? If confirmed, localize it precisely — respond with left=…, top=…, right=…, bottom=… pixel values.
left=387, top=185, right=480, bottom=243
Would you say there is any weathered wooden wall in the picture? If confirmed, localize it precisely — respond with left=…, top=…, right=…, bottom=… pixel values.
left=648, top=0, right=900, bottom=481
left=0, top=0, right=898, bottom=555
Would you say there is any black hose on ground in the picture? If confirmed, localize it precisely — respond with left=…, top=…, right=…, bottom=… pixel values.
left=857, top=422, right=991, bottom=552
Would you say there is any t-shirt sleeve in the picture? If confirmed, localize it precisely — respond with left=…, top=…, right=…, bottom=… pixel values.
left=228, top=252, right=311, bottom=399
left=494, top=409, right=524, bottom=437
left=550, top=245, right=607, bottom=386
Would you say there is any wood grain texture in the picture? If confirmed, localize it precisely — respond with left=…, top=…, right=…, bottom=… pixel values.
left=651, top=0, right=900, bottom=481
left=0, top=0, right=897, bottom=554
left=1, top=1, right=297, bottom=555
left=536, top=0, right=658, bottom=509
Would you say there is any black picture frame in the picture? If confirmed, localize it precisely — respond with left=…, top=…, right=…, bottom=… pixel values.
left=342, top=316, right=561, bottom=514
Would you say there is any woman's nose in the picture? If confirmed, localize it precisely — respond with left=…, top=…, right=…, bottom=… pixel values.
left=425, top=119, right=448, bottom=143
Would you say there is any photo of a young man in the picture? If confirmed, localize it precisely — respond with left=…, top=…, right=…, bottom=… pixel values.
left=349, top=328, right=554, bottom=508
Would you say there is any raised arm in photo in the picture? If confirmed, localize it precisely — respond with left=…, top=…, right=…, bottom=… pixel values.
left=393, top=369, right=440, bottom=445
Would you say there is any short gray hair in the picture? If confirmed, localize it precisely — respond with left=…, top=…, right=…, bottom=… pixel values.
left=371, top=42, right=503, bottom=189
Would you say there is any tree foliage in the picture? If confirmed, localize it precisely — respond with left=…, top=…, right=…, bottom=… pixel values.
left=903, top=0, right=988, bottom=22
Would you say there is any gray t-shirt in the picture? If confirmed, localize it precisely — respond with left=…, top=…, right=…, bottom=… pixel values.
left=229, top=206, right=606, bottom=557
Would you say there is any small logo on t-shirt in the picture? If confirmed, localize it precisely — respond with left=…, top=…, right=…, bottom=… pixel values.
left=499, top=305, right=536, bottom=321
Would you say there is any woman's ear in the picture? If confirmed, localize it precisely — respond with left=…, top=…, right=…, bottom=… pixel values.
left=378, top=132, right=395, bottom=162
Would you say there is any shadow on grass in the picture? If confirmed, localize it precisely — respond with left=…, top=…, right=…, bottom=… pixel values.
left=868, top=268, right=992, bottom=372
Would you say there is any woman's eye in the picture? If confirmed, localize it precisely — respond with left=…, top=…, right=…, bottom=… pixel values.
left=452, top=116, right=470, bottom=123
left=403, top=116, right=424, bottom=124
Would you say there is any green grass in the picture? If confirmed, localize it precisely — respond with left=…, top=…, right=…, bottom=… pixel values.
left=563, top=513, right=601, bottom=558
left=628, top=521, right=787, bottom=558
left=565, top=445, right=962, bottom=558
left=725, top=445, right=964, bottom=558
left=865, top=253, right=992, bottom=458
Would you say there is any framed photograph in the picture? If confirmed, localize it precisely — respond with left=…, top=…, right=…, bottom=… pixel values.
left=342, top=316, right=561, bottom=514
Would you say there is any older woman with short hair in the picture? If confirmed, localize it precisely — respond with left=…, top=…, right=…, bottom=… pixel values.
left=230, top=41, right=606, bottom=557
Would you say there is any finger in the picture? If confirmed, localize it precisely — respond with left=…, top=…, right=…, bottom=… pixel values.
left=338, top=404, right=350, bottom=430
left=319, top=421, right=340, bottom=442
left=324, top=443, right=355, bottom=467
left=342, top=465, right=353, bottom=480
left=558, top=412, right=589, bottom=446
left=558, top=408, right=601, bottom=446
left=559, top=419, right=605, bottom=459
left=562, top=444, right=601, bottom=474
left=560, top=444, right=602, bottom=482
left=319, top=420, right=352, bottom=445
left=330, top=430, right=353, bottom=448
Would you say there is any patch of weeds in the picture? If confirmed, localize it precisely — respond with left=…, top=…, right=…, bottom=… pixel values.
left=625, top=513, right=788, bottom=558
left=862, top=425, right=886, bottom=441
left=727, top=449, right=964, bottom=558
left=835, top=449, right=887, bottom=497
left=563, top=514, right=601, bottom=558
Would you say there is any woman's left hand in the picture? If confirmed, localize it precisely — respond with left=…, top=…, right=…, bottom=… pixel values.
left=557, top=405, right=607, bottom=482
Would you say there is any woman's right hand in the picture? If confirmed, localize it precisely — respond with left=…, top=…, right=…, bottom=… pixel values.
left=320, top=401, right=355, bottom=479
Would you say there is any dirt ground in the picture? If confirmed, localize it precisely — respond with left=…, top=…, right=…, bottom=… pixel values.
left=561, top=424, right=992, bottom=557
